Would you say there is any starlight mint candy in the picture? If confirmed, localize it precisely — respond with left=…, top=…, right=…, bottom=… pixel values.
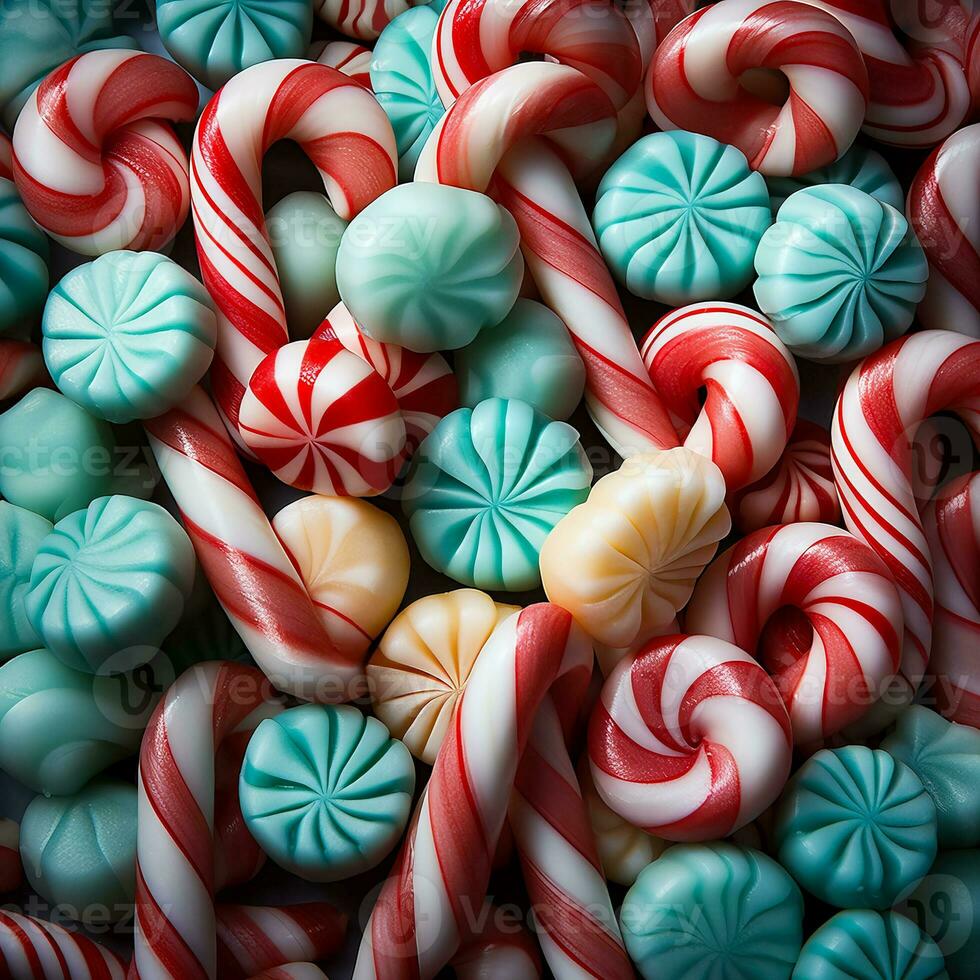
left=0, top=503, right=51, bottom=662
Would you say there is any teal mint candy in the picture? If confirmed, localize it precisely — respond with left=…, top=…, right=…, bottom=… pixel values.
left=336, top=182, right=523, bottom=352
left=43, top=251, right=217, bottom=424
left=239, top=704, right=415, bottom=882
left=593, top=130, right=771, bottom=304
left=25, top=496, right=195, bottom=675
left=775, top=746, right=938, bottom=910
left=403, top=398, right=592, bottom=591
left=620, top=843, right=804, bottom=980
left=881, top=706, right=980, bottom=850
left=0, top=178, right=49, bottom=337
left=454, top=299, right=586, bottom=421
left=371, top=7, right=444, bottom=181
left=20, top=780, right=136, bottom=924
left=754, top=185, right=928, bottom=363
left=155, top=0, right=313, bottom=90
left=793, top=910, right=948, bottom=980
left=0, top=503, right=51, bottom=663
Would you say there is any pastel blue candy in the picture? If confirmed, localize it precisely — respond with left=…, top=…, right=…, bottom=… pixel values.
left=0, top=178, right=49, bottom=337
left=0, top=503, right=52, bottom=663
left=239, top=704, right=415, bottom=882
left=754, top=185, right=928, bottom=363
left=371, top=7, right=444, bottom=181
left=593, top=130, right=771, bottom=304
left=403, top=398, right=592, bottom=591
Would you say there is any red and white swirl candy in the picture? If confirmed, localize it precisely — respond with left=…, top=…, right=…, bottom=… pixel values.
left=12, top=50, right=197, bottom=254
left=0, top=910, right=126, bottom=979
left=640, top=303, right=799, bottom=491
left=312, top=40, right=373, bottom=88
left=623, top=0, right=699, bottom=67
left=191, top=59, right=396, bottom=457
left=908, top=123, right=980, bottom=339
left=686, top=523, right=904, bottom=743
left=315, top=0, right=420, bottom=39
left=589, top=634, right=793, bottom=840
left=646, top=0, right=869, bottom=176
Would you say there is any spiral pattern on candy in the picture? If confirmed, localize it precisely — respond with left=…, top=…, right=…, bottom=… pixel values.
left=625, top=0, right=699, bottom=67
left=640, top=302, right=799, bottom=491
left=831, top=331, right=980, bottom=705
left=687, top=523, right=904, bottom=743
left=11, top=50, right=197, bottom=254
left=191, top=59, right=396, bottom=453
left=312, top=40, right=373, bottom=88
left=589, top=634, right=793, bottom=840
left=316, top=0, right=421, bottom=40
left=0, top=909, right=126, bottom=979
left=646, top=0, right=869, bottom=176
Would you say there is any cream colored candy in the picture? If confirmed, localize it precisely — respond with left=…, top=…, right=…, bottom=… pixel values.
left=368, top=590, right=518, bottom=764
left=540, top=447, right=730, bottom=648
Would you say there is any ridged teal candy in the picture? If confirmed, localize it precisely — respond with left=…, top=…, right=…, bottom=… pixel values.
left=25, top=496, right=195, bottom=675
left=775, top=746, right=938, bottom=910
left=239, top=704, right=415, bottom=882
left=593, top=131, right=771, bottom=304
left=403, top=398, right=592, bottom=591
left=155, top=0, right=313, bottom=90
left=754, top=185, right=928, bottom=363
left=620, top=843, right=804, bottom=980
left=882, top=706, right=980, bottom=850
left=793, top=911, right=948, bottom=980
left=336, top=183, right=523, bottom=352
left=42, top=251, right=217, bottom=424
left=766, top=144, right=904, bottom=213
left=20, top=780, right=137, bottom=924
left=0, top=178, right=49, bottom=337
left=0, top=649, right=165, bottom=795
left=0, top=503, right=51, bottom=663
left=454, top=299, right=586, bottom=421
left=371, top=7, right=443, bottom=181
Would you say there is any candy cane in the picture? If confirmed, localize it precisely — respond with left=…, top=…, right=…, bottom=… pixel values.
left=0, top=819, right=20, bottom=893
left=621, top=0, right=698, bottom=67
left=416, top=61, right=680, bottom=457
left=646, top=0, right=869, bottom=176
left=312, top=40, right=373, bottom=88
left=145, top=388, right=366, bottom=699
left=315, top=0, right=423, bottom=40
left=589, top=634, right=793, bottom=839
left=11, top=50, right=197, bottom=254
left=0, top=340, right=46, bottom=401
left=640, top=302, right=799, bottom=491
left=686, top=523, right=904, bottom=743
left=354, top=604, right=594, bottom=979
left=830, top=331, right=980, bottom=705
left=0, top=910, right=126, bottom=979
left=191, top=59, right=397, bottom=456
left=214, top=733, right=265, bottom=892
left=907, top=123, right=980, bottom=339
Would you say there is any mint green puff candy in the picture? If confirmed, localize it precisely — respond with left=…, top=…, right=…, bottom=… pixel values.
left=21, top=780, right=136, bottom=924
left=336, top=183, right=523, bottom=352
left=620, top=843, right=804, bottom=980
left=775, top=746, right=938, bottom=910
left=455, top=299, right=586, bottom=421
left=156, top=0, right=313, bottom=90
left=26, top=496, right=195, bottom=675
left=371, top=7, right=444, bottom=181
left=754, top=185, right=928, bottom=363
left=43, top=251, right=217, bottom=424
left=0, top=179, right=49, bottom=336
left=793, top=911, right=948, bottom=980
left=240, top=704, right=415, bottom=882
left=403, top=398, right=592, bottom=591
left=0, top=503, right=51, bottom=663
left=593, top=131, right=771, bottom=304
left=882, top=706, right=980, bottom=850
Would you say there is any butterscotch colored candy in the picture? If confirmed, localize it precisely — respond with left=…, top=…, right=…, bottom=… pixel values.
left=368, top=590, right=519, bottom=765
left=540, top=448, right=730, bottom=649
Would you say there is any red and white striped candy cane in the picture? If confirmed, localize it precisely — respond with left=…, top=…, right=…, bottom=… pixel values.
left=831, top=330, right=980, bottom=705
left=0, top=340, right=46, bottom=401
left=416, top=61, right=680, bottom=457
left=0, top=133, right=12, bottom=181
left=145, top=389, right=366, bottom=699
left=315, top=0, right=424, bottom=40
left=908, top=123, right=980, bottom=339
left=925, top=473, right=980, bottom=727
left=312, top=40, right=373, bottom=88
left=618, top=0, right=698, bottom=67
left=191, top=59, right=396, bottom=456
left=731, top=419, right=840, bottom=532
left=12, top=50, right=197, bottom=254
left=0, top=910, right=126, bottom=979
left=0, top=819, right=20, bottom=893
left=640, top=302, right=799, bottom=492
left=646, top=0, right=869, bottom=176
left=354, top=604, right=595, bottom=979
left=248, top=968, right=327, bottom=980
left=686, top=523, right=904, bottom=743
left=589, top=634, right=793, bottom=840
left=214, top=734, right=265, bottom=892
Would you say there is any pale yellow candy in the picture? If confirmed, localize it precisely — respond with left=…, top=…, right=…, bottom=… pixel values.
left=368, top=589, right=519, bottom=764
left=540, top=448, right=730, bottom=649
left=273, top=496, right=410, bottom=661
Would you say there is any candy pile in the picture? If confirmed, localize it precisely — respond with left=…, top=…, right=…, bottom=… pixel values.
left=0, top=0, right=978, bottom=978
